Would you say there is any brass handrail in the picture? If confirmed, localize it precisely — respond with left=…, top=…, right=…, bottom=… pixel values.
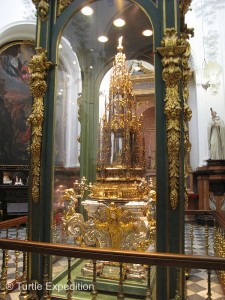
left=0, top=238, right=225, bottom=270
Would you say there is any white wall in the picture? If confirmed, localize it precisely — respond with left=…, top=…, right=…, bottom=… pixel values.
left=0, top=0, right=36, bottom=45
left=186, top=0, right=225, bottom=170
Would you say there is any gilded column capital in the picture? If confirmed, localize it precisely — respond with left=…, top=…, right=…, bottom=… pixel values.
left=32, top=0, right=49, bottom=21
left=157, top=28, right=185, bottom=210
left=57, top=0, right=73, bottom=17
left=28, top=48, right=53, bottom=203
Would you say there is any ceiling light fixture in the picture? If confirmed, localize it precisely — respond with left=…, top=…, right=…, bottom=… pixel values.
left=113, top=18, right=126, bottom=27
left=142, top=29, right=153, bottom=37
left=98, top=36, right=109, bottom=43
left=81, top=6, right=94, bottom=16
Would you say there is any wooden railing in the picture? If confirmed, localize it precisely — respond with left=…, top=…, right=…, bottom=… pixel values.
left=0, top=216, right=27, bottom=230
left=0, top=237, right=225, bottom=299
left=0, top=216, right=28, bottom=296
left=0, top=213, right=225, bottom=299
left=212, top=210, right=225, bottom=294
left=0, top=238, right=225, bottom=270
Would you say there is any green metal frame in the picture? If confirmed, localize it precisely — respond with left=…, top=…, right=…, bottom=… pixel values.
left=29, top=1, right=185, bottom=298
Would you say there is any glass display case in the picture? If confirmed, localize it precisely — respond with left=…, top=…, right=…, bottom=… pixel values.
left=29, top=0, right=190, bottom=298
left=50, top=1, right=156, bottom=298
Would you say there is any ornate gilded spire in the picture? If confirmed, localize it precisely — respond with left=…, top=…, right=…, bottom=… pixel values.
left=91, top=37, right=148, bottom=202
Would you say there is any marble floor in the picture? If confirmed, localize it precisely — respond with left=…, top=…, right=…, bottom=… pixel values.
left=185, top=223, right=225, bottom=299
left=0, top=224, right=224, bottom=299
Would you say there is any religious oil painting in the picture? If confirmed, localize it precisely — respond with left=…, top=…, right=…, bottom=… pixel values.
left=0, top=41, right=35, bottom=165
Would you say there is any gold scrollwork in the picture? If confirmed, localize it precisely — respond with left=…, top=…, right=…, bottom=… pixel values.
left=32, top=0, right=49, bottom=21
left=157, top=28, right=185, bottom=210
left=181, top=33, right=193, bottom=206
left=179, top=0, right=194, bottom=35
left=179, top=0, right=192, bottom=16
left=179, top=0, right=194, bottom=207
left=57, top=0, right=73, bottom=17
left=28, top=48, right=53, bottom=203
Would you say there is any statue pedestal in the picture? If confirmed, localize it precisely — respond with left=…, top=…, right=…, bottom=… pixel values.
left=195, top=160, right=225, bottom=210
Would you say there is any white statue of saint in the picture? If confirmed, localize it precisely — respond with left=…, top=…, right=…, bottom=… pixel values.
left=208, top=108, right=225, bottom=160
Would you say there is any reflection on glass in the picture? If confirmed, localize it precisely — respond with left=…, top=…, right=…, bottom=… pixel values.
left=53, top=37, right=82, bottom=257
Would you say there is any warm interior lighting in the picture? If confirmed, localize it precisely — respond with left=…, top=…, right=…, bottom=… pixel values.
left=142, top=29, right=153, bottom=37
left=113, top=18, right=126, bottom=27
left=98, top=36, right=109, bottom=43
left=81, top=6, right=93, bottom=16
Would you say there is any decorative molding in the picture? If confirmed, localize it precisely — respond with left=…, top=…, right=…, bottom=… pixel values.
left=28, top=48, right=53, bottom=203
left=157, top=28, right=185, bottom=210
left=205, top=30, right=219, bottom=61
left=205, top=61, right=222, bottom=95
left=181, top=33, right=193, bottom=206
left=32, top=0, right=49, bottom=21
left=22, top=0, right=37, bottom=21
left=192, top=0, right=225, bottom=24
left=57, top=0, right=73, bottom=17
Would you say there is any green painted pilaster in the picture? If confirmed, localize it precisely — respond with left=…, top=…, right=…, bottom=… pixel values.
left=156, top=1, right=185, bottom=299
left=29, top=0, right=58, bottom=283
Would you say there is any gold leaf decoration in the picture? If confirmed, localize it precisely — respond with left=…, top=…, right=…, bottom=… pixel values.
left=181, top=33, right=193, bottom=206
left=57, top=0, right=73, bottom=17
left=179, top=0, right=194, bottom=36
left=32, top=0, right=49, bottom=21
left=179, top=0, right=192, bottom=16
left=28, top=48, right=53, bottom=203
left=157, top=28, right=186, bottom=210
left=179, top=0, right=194, bottom=206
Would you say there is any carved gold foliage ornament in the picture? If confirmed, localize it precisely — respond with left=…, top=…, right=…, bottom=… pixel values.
left=179, top=0, right=194, bottom=207
left=181, top=33, right=193, bottom=206
left=57, top=0, right=73, bottom=17
left=28, top=48, right=53, bottom=203
left=32, top=0, right=49, bottom=21
left=179, top=0, right=194, bottom=35
left=179, top=0, right=192, bottom=16
left=157, top=29, right=185, bottom=210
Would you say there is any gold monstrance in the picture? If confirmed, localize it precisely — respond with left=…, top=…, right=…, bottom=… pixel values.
left=89, top=37, right=149, bottom=201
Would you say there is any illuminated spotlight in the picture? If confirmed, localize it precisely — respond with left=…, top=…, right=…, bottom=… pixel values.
left=81, top=6, right=94, bottom=16
left=98, top=36, right=109, bottom=43
left=59, top=44, right=63, bottom=49
left=113, top=18, right=126, bottom=27
left=142, top=29, right=153, bottom=37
